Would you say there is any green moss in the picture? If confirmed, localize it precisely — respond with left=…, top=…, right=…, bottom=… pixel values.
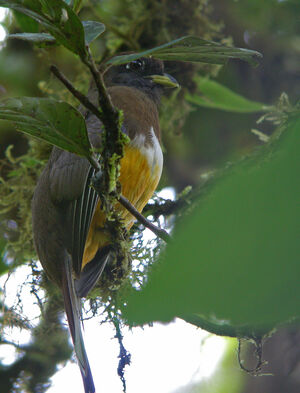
left=0, top=139, right=51, bottom=266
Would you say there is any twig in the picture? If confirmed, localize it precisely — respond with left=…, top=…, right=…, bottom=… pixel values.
left=0, top=339, right=24, bottom=349
left=50, top=65, right=103, bottom=172
left=88, top=155, right=101, bottom=172
left=50, top=65, right=102, bottom=121
left=83, top=50, right=125, bottom=203
left=91, top=172, right=171, bottom=243
left=83, top=48, right=118, bottom=121
left=119, top=195, right=171, bottom=243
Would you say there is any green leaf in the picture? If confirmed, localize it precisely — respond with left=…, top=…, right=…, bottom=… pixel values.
left=107, top=36, right=262, bottom=67
left=13, top=9, right=39, bottom=32
left=0, top=238, right=9, bottom=276
left=0, top=0, right=87, bottom=60
left=8, top=32, right=55, bottom=42
left=7, top=21, right=105, bottom=45
left=187, top=77, right=270, bottom=113
left=0, top=97, right=92, bottom=158
left=122, top=113, right=300, bottom=333
left=82, top=21, right=105, bottom=45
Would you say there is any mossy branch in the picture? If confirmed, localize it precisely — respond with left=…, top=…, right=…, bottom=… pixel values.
left=50, top=64, right=171, bottom=244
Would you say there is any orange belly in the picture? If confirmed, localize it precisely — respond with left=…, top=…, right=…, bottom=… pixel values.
left=82, top=144, right=162, bottom=268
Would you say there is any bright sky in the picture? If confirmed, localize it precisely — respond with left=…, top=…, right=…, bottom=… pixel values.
left=51, top=319, right=226, bottom=393
left=0, top=8, right=227, bottom=392
left=1, top=249, right=227, bottom=393
left=1, top=263, right=227, bottom=393
left=0, top=7, right=7, bottom=42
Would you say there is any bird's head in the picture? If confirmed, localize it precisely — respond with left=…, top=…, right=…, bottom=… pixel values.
left=104, top=57, right=179, bottom=105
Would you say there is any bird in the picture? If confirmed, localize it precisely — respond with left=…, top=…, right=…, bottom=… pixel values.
left=32, top=56, right=178, bottom=393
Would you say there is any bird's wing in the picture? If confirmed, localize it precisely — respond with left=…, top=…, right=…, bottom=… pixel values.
left=48, top=108, right=129, bottom=283
left=48, top=147, right=99, bottom=277
left=49, top=148, right=90, bottom=202
left=75, top=247, right=113, bottom=297
left=48, top=111, right=113, bottom=283
left=71, top=165, right=99, bottom=276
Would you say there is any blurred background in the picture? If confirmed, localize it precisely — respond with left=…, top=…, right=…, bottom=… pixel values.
left=0, top=0, right=299, bottom=392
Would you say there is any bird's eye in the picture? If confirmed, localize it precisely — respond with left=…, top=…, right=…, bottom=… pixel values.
left=126, top=59, right=145, bottom=71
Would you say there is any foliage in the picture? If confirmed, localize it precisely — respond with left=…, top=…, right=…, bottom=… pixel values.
left=107, top=36, right=261, bottom=66
left=0, top=0, right=89, bottom=60
left=0, top=141, right=48, bottom=266
left=0, top=97, right=91, bottom=157
left=122, top=109, right=300, bottom=333
left=0, top=0, right=260, bottom=265
left=0, top=0, right=298, bottom=392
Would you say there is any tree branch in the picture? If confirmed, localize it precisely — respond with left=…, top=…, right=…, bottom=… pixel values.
left=119, top=195, right=171, bottom=243
left=50, top=65, right=102, bottom=122
left=83, top=48, right=118, bottom=120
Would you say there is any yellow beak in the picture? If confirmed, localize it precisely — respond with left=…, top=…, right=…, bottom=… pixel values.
left=149, top=73, right=179, bottom=88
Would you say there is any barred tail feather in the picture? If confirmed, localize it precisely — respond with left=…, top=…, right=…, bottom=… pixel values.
left=62, top=256, right=95, bottom=393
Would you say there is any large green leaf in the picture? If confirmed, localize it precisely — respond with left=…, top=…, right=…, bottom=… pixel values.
left=0, top=97, right=92, bottom=157
left=107, top=36, right=262, bottom=66
left=187, top=77, right=270, bottom=113
left=0, top=0, right=87, bottom=59
left=122, top=113, right=300, bottom=333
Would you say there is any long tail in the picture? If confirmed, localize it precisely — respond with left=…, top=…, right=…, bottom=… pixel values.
left=62, top=256, right=95, bottom=393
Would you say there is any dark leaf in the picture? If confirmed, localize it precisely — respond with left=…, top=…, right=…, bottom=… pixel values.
left=107, top=36, right=262, bottom=67
left=0, top=97, right=92, bottom=158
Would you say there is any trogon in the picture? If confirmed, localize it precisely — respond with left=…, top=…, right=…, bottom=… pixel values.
left=32, top=57, right=178, bottom=393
